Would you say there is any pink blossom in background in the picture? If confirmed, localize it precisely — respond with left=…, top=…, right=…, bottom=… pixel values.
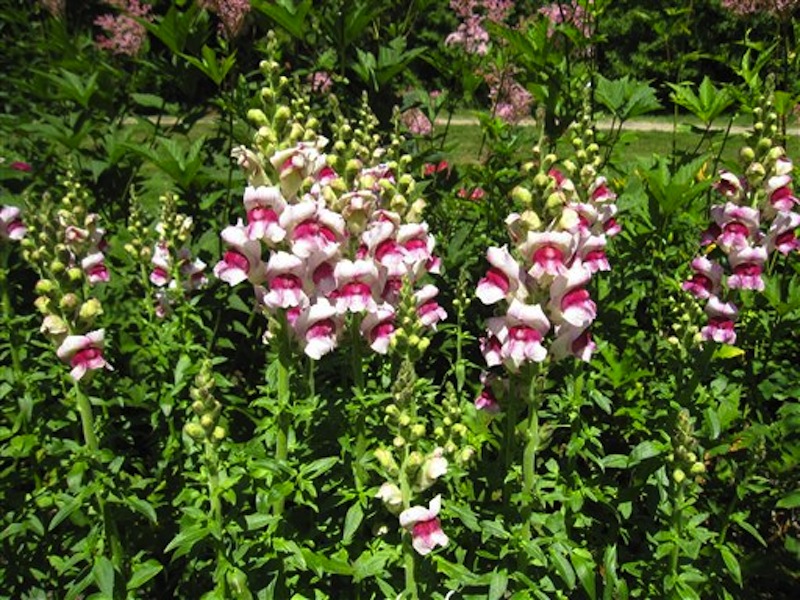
left=10, top=161, right=32, bottom=172
left=95, top=0, right=153, bottom=57
left=308, top=71, right=333, bottom=94
left=483, top=67, right=533, bottom=124
left=720, top=0, right=800, bottom=17
left=39, top=0, right=64, bottom=18
left=401, top=108, right=433, bottom=137
left=539, top=0, right=594, bottom=38
left=199, top=0, right=252, bottom=38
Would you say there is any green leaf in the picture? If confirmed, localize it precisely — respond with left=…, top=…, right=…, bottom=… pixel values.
left=488, top=569, right=509, bottom=600
left=93, top=555, right=115, bottom=598
left=49, top=492, right=86, bottom=531
left=571, top=548, right=597, bottom=600
left=245, top=513, right=276, bottom=531
left=713, top=345, right=745, bottom=360
left=124, top=495, right=158, bottom=525
left=627, top=441, right=661, bottom=466
left=777, top=490, right=800, bottom=509
left=342, top=502, right=363, bottom=545
left=173, top=354, right=192, bottom=388
left=164, top=524, right=210, bottom=558
left=550, top=544, right=576, bottom=590
left=718, top=545, right=742, bottom=587
left=127, top=560, right=163, bottom=590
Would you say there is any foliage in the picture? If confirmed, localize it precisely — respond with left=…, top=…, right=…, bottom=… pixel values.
left=1, top=1, right=799, bottom=599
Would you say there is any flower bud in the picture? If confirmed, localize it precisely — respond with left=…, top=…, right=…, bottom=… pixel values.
left=511, top=186, right=533, bottom=206
left=520, top=209, right=541, bottom=231
left=673, top=468, right=686, bottom=484
left=50, top=260, right=66, bottom=274
left=407, top=451, right=423, bottom=468
left=410, top=423, right=426, bottom=439
left=393, top=435, right=406, bottom=448
left=247, top=109, right=269, bottom=126
left=35, top=279, right=56, bottom=295
left=40, top=315, right=68, bottom=338
left=59, top=293, right=79, bottom=311
left=34, top=295, right=51, bottom=314
left=67, top=267, right=83, bottom=282
left=690, top=461, right=706, bottom=474
left=78, top=298, right=103, bottom=322
left=184, top=422, right=206, bottom=441
left=374, top=447, right=398, bottom=472
left=212, top=426, right=226, bottom=442
left=740, top=146, right=755, bottom=162
left=375, top=482, right=403, bottom=514
left=200, top=414, right=215, bottom=430
left=398, top=413, right=411, bottom=427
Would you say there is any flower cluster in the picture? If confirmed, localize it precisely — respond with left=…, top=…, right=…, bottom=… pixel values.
left=373, top=362, right=473, bottom=556
left=476, top=115, right=618, bottom=385
left=538, top=0, right=595, bottom=38
left=95, top=0, right=153, bottom=57
left=445, top=0, right=513, bottom=56
left=146, top=194, right=207, bottom=318
left=483, top=66, right=534, bottom=125
left=20, top=176, right=112, bottom=382
left=183, top=359, right=226, bottom=445
left=720, top=0, right=799, bottom=18
left=39, top=0, right=64, bottom=18
left=682, top=99, right=799, bottom=345
left=198, top=0, right=251, bottom=39
left=215, top=58, right=444, bottom=360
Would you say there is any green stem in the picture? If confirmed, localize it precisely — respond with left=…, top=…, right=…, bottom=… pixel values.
left=521, top=366, right=544, bottom=542
left=398, top=448, right=418, bottom=600
left=74, top=383, right=124, bottom=571
left=75, top=382, right=99, bottom=453
left=1, top=247, right=22, bottom=378
left=669, top=481, right=686, bottom=586
left=351, top=317, right=368, bottom=492
left=273, top=317, right=292, bottom=517
left=205, top=439, right=227, bottom=596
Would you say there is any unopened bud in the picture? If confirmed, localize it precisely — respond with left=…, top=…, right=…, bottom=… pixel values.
left=50, top=260, right=66, bottom=274
left=690, top=461, right=706, bottom=474
left=184, top=422, right=206, bottom=441
left=59, top=293, right=79, bottom=311
left=410, top=423, right=426, bottom=439
left=393, top=435, right=405, bottom=448
left=78, top=298, right=103, bottom=321
left=67, top=267, right=83, bottom=282
left=673, top=468, right=686, bottom=484
left=200, top=414, right=215, bottom=429
left=35, top=279, right=56, bottom=295
left=511, top=186, right=533, bottom=205
left=247, top=108, right=269, bottom=126
left=740, top=146, right=755, bottom=162
left=212, top=426, right=226, bottom=442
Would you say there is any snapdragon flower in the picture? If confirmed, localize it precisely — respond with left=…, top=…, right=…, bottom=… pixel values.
left=682, top=94, right=800, bottom=345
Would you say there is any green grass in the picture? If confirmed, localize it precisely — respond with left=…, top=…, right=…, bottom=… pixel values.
left=438, top=122, right=800, bottom=167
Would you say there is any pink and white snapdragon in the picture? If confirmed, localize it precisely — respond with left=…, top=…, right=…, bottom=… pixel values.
left=56, top=330, right=112, bottom=382
left=215, top=123, right=444, bottom=360
left=683, top=109, right=800, bottom=345
left=477, top=165, right=618, bottom=371
left=1, top=205, right=26, bottom=241
left=399, top=494, right=449, bottom=556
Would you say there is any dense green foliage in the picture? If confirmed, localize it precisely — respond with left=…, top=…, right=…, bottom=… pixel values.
left=1, top=1, right=799, bottom=599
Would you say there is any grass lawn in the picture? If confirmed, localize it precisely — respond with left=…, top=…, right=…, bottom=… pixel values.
left=437, top=120, right=800, bottom=167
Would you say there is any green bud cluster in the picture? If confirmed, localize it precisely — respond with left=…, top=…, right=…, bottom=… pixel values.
left=388, top=282, right=431, bottom=362
left=670, top=408, right=706, bottom=482
left=184, top=360, right=226, bottom=445
left=20, top=173, right=107, bottom=349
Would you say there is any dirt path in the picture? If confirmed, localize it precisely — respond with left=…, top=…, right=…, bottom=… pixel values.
left=437, top=116, right=800, bottom=135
